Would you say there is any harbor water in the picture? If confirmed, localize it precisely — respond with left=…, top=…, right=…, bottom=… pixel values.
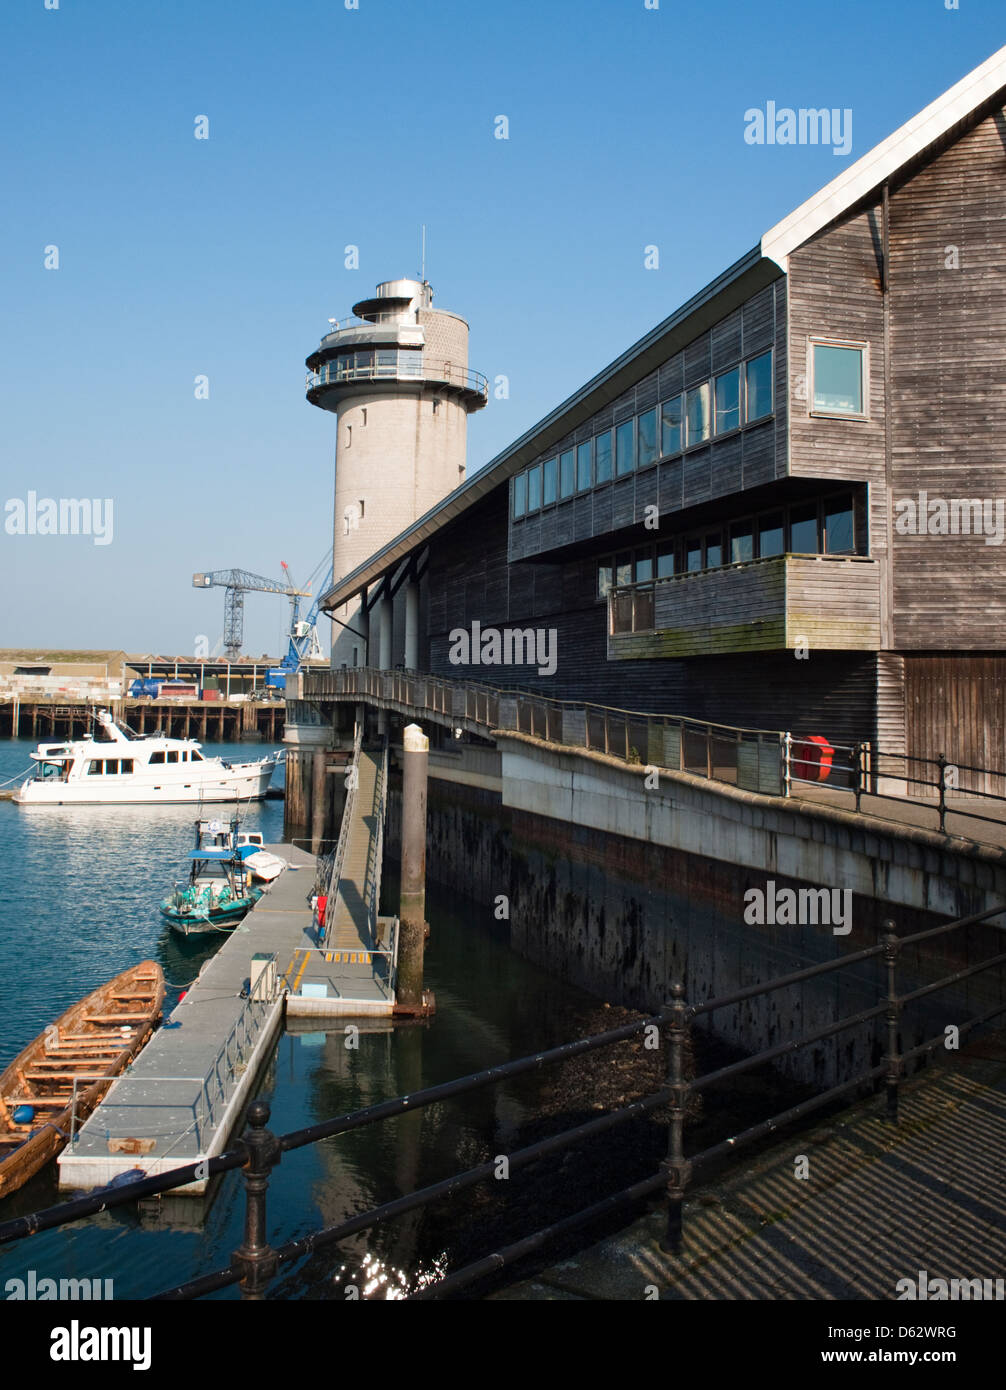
left=0, top=737, right=618, bottom=1299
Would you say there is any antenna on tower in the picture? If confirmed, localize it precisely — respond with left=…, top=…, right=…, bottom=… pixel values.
left=420, top=224, right=427, bottom=284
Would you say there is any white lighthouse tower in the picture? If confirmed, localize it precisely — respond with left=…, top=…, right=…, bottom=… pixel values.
left=305, top=278, right=487, bottom=668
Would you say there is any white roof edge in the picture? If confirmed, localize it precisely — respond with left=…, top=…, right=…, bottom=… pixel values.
left=761, top=45, right=1006, bottom=270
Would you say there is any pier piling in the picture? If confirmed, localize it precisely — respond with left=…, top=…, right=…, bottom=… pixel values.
left=397, top=723, right=430, bottom=1015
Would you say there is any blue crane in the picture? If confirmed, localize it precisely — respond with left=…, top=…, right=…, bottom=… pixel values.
left=264, top=560, right=333, bottom=689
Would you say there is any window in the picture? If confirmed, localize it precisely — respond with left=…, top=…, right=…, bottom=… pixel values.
left=105, top=760, right=119, bottom=775
left=705, top=533, right=723, bottom=568
left=527, top=465, right=542, bottom=510
left=637, top=409, right=658, bottom=468
left=685, top=383, right=711, bottom=446
left=513, top=473, right=527, bottom=519
left=730, top=520, right=754, bottom=563
left=656, top=543, right=675, bottom=578
left=191, top=750, right=203, bottom=761
left=597, top=563, right=613, bottom=599
left=824, top=495, right=855, bottom=552
left=758, top=513, right=785, bottom=558
left=361, top=408, right=368, bottom=426
left=745, top=351, right=773, bottom=422
left=543, top=457, right=557, bottom=506
left=149, top=750, right=165, bottom=765
left=594, top=430, right=613, bottom=484
left=714, top=368, right=740, bottom=434
left=685, top=539, right=703, bottom=572
left=559, top=450, right=575, bottom=499
left=87, top=760, right=102, bottom=775
left=615, top=552, right=633, bottom=587
left=166, top=751, right=179, bottom=764
left=120, top=759, right=134, bottom=774
left=661, top=396, right=682, bottom=456
left=789, top=501, right=818, bottom=553
left=615, top=421, right=634, bottom=477
left=635, top=554, right=653, bottom=582
left=812, top=343, right=865, bottom=416
left=345, top=425, right=352, bottom=447
left=576, top=441, right=592, bottom=491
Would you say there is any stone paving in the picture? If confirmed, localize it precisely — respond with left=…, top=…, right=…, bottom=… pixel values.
left=494, top=1034, right=1006, bottom=1300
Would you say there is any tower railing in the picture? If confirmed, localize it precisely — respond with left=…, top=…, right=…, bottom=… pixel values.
left=306, top=355, right=488, bottom=400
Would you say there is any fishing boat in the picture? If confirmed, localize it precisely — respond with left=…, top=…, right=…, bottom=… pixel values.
left=0, top=962, right=165, bottom=1200
left=15, top=710, right=279, bottom=806
left=161, top=847, right=263, bottom=935
left=197, top=819, right=287, bottom=882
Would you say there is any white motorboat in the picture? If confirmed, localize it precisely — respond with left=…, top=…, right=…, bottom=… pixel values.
left=15, top=710, right=279, bottom=806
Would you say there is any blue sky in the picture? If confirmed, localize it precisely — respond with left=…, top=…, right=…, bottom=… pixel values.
left=1, top=0, right=1001, bottom=655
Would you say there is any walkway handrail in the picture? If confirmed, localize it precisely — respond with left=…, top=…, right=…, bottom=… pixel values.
left=2, top=898, right=1004, bottom=1302
left=366, top=736, right=389, bottom=944
left=302, top=665, right=788, bottom=797
left=321, top=721, right=363, bottom=945
left=303, top=667, right=1006, bottom=848
left=302, top=666, right=785, bottom=737
left=91, top=964, right=280, bottom=1149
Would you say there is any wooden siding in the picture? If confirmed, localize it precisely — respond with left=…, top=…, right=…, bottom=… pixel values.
left=607, top=555, right=880, bottom=660
left=875, top=651, right=907, bottom=757
left=887, top=110, right=1006, bottom=649
left=508, top=280, right=787, bottom=562
left=904, top=654, right=1006, bottom=793
left=421, top=489, right=876, bottom=744
left=787, top=105, right=1006, bottom=655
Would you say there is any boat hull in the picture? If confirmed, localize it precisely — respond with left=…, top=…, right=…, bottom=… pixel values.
left=161, top=890, right=262, bottom=935
left=16, top=761, right=276, bottom=806
left=0, top=962, right=165, bottom=1199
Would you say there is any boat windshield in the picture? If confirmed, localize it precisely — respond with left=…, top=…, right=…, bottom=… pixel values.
left=34, top=760, right=69, bottom=782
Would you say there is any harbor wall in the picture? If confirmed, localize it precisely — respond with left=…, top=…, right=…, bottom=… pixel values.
left=384, top=739, right=1006, bottom=1085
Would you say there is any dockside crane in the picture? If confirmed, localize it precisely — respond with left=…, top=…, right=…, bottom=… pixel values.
left=193, top=568, right=312, bottom=659
left=278, top=561, right=331, bottom=668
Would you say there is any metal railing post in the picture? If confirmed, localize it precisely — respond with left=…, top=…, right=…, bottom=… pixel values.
left=660, top=983, right=692, bottom=1254
left=937, top=753, right=948, bottom=832
left=231, top=1100, right=282, bottom=1299
left=706, top=725, right=713, bottom=780
left=854, top=742, right=863, bottom=812
left=782, top=732, right=792, bottom=796
left=883, top=922, right=901, bottom=1123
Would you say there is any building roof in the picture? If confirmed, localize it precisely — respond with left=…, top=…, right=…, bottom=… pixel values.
left=762, top=43, right=1006, bottom=269
left=322, top=45, right=1006, bottom=613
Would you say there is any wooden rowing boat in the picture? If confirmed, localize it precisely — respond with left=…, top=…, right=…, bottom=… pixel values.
left=0, top=961, right=165, bottom=1199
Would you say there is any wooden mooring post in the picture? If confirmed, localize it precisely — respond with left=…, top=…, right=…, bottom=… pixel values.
left=396, top=723, right=433, bottom=1016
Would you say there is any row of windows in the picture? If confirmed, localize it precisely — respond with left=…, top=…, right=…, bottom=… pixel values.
left=148, top=749, right=204, bottom=765
left=512, top=349, right=774, bottom=519
left=312, top=348, right=425, bottom=386
left=596, top=492, right=857, bottom=597
left=87, top=758, right=135, bottom=775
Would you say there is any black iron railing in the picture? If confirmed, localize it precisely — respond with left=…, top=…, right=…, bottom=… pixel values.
left=1, top=901, right=1003, bottom=1299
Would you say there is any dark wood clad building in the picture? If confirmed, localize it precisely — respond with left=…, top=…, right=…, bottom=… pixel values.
left=321, top=49, right=1006, bottom=775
